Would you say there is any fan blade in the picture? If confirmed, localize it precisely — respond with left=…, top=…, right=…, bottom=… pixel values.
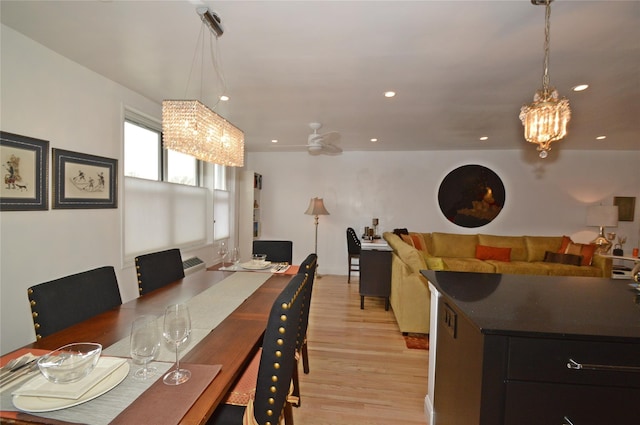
left=321, top=143, right=343, bottom=155
left=319, top=131, right=340, bottom=144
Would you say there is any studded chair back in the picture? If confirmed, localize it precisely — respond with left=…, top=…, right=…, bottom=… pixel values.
left=252, top=240, right=293, bottom=264
left=27, top=266, right=122, bottom=339
left=346, top=227, right=361, bottom=283
left=135, top=248, right=184, bottom=296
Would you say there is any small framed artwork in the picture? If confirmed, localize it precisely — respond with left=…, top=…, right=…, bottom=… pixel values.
left=52, top=148, right=118, bottom=209
left=613, top=196, right=636, bottom=222
left=0, top=131, right=49, bottom=211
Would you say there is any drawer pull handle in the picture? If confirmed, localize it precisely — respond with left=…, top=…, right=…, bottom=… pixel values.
left=567, top=358, right=640, bottom=373
left=563, top=416, right=575, bottom=425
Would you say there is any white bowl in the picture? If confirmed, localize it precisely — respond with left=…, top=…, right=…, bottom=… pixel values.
left=37, top=343, right=102, bottom=384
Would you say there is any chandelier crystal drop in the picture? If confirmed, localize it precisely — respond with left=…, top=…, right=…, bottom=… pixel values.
left=519, top=0, right=571, bottom=159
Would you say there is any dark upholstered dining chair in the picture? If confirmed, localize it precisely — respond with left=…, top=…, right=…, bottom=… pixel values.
left=346, top=227, right=361, bottom=283
left=252, top=240, right=293, bottom=264
left=135, top=248, right=184, bottom=296
left=291, top=253, right=318, bottom=406
left=207, top=272, right=309, bottom=425
left=27, top=266, right=122, bottom=340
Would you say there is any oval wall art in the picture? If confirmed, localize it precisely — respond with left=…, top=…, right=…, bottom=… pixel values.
left=438, top=164, right=505, bottom=228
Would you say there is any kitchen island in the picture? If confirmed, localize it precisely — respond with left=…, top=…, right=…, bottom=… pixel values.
left=422, top=270, right=640, bottom=425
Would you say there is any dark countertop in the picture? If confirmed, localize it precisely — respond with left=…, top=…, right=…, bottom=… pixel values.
left=422, top=270, right=640, bottom=342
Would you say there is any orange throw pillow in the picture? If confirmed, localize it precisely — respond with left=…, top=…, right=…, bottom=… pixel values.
left=563, top=241, right=597, bottom=266
left=475, top=245, right=511, bottom=262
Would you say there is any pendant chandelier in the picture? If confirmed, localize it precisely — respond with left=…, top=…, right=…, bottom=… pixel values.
left=162, top=8, right=244, bottom=167
left=519, top=0, right=571, bottom=159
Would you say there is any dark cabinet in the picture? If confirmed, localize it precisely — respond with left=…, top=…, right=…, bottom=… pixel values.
left=359, top=249, right=391, bottom=310
left=425, top=271, right=640, bottom=425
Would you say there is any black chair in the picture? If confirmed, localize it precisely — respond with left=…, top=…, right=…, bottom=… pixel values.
left=207, top=273, right=309, bottom=425
left=346, top=227, right=361, bottom=283
left=135, top=248, right=184, bottom=295
left=291, top=253, right=318, bottom=406
left=27, top=266, right=122, bottom=340
left=252, top=240, right=293, bottom=264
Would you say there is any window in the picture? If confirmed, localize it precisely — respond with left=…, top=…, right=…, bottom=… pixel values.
left=124, top=115, right=199, bottom=186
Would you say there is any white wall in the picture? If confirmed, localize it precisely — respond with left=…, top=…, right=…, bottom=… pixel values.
left=246, top=150, right=640, bottom=275
left=0, top=26, right=221, bottom=355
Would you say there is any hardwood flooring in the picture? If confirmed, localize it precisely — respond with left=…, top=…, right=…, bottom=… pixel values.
left=292, top=274, right=428, bottom=425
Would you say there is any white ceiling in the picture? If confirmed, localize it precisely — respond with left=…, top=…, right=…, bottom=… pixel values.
left=1, top=0, right=638, bottom=155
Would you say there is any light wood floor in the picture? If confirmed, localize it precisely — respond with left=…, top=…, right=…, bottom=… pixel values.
left=292, top=274, right=429, bottom=425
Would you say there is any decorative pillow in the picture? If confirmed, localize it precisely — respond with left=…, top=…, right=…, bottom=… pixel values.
left=543, top=251, right=583, bottom=266
left=558, top=235, right=572, bottom=253
left=475, top=245, right=511, bottom=262
left=393, top=228, right=409, bottom=236
left=562, top=241, right=597, bottom=266
left=400, top=234, right=414, bottom=247
left=408, top=233, right=428, bottom=252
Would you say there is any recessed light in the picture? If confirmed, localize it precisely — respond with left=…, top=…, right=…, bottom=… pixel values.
left=572, top=84, right=589, bottom=92
left=479, top=136, right=489, bottom=141
left=370, top=138, right=378, bottom=142
left=384, top=91, right=396, bottom=98
left=271, top=139, right=278, bottom=143
left=220, top=95, right=230, bottom=101
left=596, top=135, right=606, bottom=140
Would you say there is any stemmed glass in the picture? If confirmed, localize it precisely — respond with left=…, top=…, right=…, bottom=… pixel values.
left=130, top=315, right=161, bottom=380
left=230, top=247, right=240, bottom=268
left=162, top=304, right=191, bottom=385
left=218, top=241, right=228, bottom=268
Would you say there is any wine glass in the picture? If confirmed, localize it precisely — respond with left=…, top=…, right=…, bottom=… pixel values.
left=130, top=315, right=161, bottom=380
left=230, top=247, right=240, bottom=267
left=218, top=241, right=228, bottom=268
left=162, top=304, right=191, bottom=385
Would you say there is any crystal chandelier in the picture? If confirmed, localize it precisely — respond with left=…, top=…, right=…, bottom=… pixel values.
left=519, top=0, right=571, bottom=159
left=162, top=8, right=244, bottom=167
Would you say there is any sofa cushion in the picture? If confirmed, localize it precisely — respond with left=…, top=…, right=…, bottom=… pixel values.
left=475, top=245, right=511, bottom=262
left=423, top=253, right=447, bottom=271
left=489, top=261, right=548, bottom=276
left=562, top=241, right=597, bottom=266
left=431, top=233, right=478, bottom=258
left=535, top=262, right=602, bottom=277
left=441, top=257, right=496, bottom=273
left=525, top=236, right=563, bottom=262
left=543, top=251, right=583, bottom=266
left=478, top=234, right=527, bottom=261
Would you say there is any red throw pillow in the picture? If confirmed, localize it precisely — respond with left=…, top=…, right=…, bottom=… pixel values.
left=563, top=241, right=597, bottom=266
left=475, top=245, right=511, bottom=262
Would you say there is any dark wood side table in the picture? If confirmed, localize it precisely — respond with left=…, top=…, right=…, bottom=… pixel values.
left=359, top=248, right=392, bottom=310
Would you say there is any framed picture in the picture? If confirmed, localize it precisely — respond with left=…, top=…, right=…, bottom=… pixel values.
left=52, top=148, right=117, bottom=209
left=437, top=164, right=505, bottom=228
left=0, top=131, right=49, bottom=211
left=613, top=196, right=636, bottom=222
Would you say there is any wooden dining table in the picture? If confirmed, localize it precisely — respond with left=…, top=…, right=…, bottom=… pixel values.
left=0, top=267, right=293, bottom=425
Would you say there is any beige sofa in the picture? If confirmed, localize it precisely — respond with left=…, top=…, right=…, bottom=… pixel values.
left=382, top=231, right=612, bottom=334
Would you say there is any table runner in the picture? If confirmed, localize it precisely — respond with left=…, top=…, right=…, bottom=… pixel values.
left=1, top=271, right=271, bottom=424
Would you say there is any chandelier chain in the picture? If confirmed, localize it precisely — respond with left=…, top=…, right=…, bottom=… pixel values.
left=542, top=0, right=551, bottom=90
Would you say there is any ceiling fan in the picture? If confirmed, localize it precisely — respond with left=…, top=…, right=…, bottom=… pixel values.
left=305, top=122, right=342, bottom=155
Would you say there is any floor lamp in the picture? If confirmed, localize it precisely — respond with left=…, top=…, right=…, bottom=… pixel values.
left=305, top=197, right=330, bottom=277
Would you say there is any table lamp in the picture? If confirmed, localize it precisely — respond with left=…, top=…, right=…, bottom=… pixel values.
left=586, top=205, right=618, bottom=254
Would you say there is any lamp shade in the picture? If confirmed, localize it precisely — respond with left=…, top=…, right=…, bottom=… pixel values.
left=586, top=205, right=618, bottom=227
left=304, top=198, right=330, bottom=216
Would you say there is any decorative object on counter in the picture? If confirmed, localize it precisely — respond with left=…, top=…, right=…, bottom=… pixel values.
left=613, top=196, right=636, bottom=222
left=0, top=131, right=49, bottom=211
left=161, top=8, right=244, bottom=166
left=586, top=205, right=618, bottom=254
left=519, top=0, right=571, bottom=159
left=438, top=164, right=505, bottom=228
left=613, top=235, right=626, bottom=256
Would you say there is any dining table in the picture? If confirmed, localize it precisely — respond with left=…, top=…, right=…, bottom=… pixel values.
left=0, top=265, right=298, bottom=425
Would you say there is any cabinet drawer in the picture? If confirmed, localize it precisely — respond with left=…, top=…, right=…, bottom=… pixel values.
left=507, top=337, right=640, bottom=387
left=504, top=381, right=640, bottom=425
